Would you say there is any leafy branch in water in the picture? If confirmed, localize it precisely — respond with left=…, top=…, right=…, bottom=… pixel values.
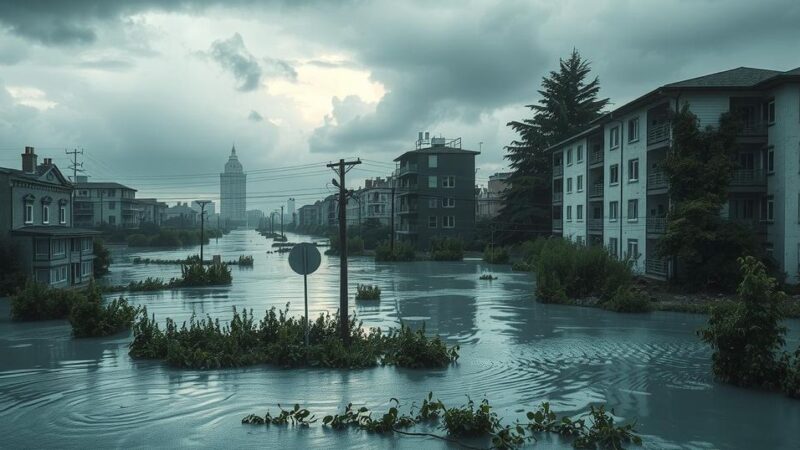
left=243, top=393, right=643, bottom=449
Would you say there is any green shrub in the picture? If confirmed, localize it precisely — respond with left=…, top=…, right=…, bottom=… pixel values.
left=382, top=325, right=459, bottom=368
left=126, top=234, right=150, bottom=247
left=699, top=256, right=788, bottom=389
left=0, top=238, right=26, bottom=295
left=326, top=235, right=365, bottom=256
left=483, top=245, right=510, bottom=264
left=92, top=239, right=112, bottom=277
left=430, top=238, right=464, bottom=261
left=442, top=398, right=497, bottom=437
left=180, top=261, right=232, bottom=286
left=511, top=261, right=533, bottom=272
left=10, top=282, right=84, bottom=321
left=69, top=288, right=139, bottom=338
left=784, top=350, right=800, bottom=398
left=375, top=241, right=415, bottom=262
left=355, top=284, right=381, bottom=300
left=479, top=274, right=497, bottom=280
left=238, top=255, right=254, bottom=266
left=602, top=286, right=652, bottom=313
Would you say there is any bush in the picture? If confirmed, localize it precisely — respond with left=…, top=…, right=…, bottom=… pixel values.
left=238, top=255, right=254, bottom=266
left=479, top=274, right=497, bottom=280
left=93, top=239, right=112, bottom=277
left=375, top=241, right=416, bottom=262
left=442, top=398, right=497, bottom=437
left=326, top=235, right=365, bottom=256
left=511, top=261, right=533, bottom=272
left=0, top=238, right=27, bottom=295
left=10, top=282, right=84, bottom=321
left=784, top=350, right=800, bottom=398
left=430, top=238, right=464, bottom=261
left=602, top=286, right=652, bottom=313
left=699, top=256, right=788, bottom=389
left=126, top=234, right=151, bottom=247
left=129, top=306, right=458, bottom=370
left=180, top=261, right=232, bottom=286
left=483, top=245, right=509, bottom=264
left=355, top=284, right=381, bottom=300
left=69, top=284, right=139, bottom=337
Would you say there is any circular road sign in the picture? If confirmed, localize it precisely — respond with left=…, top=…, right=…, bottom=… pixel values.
left=288, top=243, right=322, bottom=276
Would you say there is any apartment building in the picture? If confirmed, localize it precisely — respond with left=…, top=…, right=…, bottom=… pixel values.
left=346, top=177, right=393, bottom=226
left=74, top=177, right=140, bottom=228
left=551, top=66, right=800, bottom=281
left=394, top=134, right=479, bottom=248
left=476, top=172, right=511, bottom=219
left=0, top=147, right=97, bottom=287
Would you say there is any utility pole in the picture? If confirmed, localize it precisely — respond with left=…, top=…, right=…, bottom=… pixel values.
left=196, top=200, right=212, bottom=263
left=327, top=158, right=361, bottom=343
left=65, top=148, right=84, bottom=227
left=390, top=177, right=396, bottom=253
left=100, top=190, right=104, bottom=227
left=280, top=205, right=284, bottom=237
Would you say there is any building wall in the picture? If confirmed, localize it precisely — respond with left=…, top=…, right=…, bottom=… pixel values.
left=563, top=137, right=587, bottom=243
left=220, top=172, right=247, bottom=222
left=10, top=181, right=73, bottom=230
left=74, top=186, right=138, bottom=228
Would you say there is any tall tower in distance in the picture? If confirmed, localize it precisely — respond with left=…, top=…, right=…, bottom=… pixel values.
left=220, top=145, right=247, bottom=227
left=287, top=198, right=295, bottom=224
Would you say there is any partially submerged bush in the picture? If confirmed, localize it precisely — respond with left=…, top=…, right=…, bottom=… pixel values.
left=601, top=286, right=652, bottom=313
left=442, top=398, right=497, bottom=437
left=355, top=284, right=381, bottom=300
left=129, top=306, right=459, bottom=370
left=375, top=241, right=416, bottom=262
left=430, top=238, right=464, bottom=261
left=483, top=246, right=510, bottom=264
left=180, top=261, right=232, bottom=286
left=511, top=261, right=533, bottom=272
left=69, top=285, right=139, bottom=338
left=10, top=282, right=84, bottom=320
left=479, top=274, right=497, bottom=280
left=93, top=239, right=112, bottom=277
left=238, top=255, right=254, bottom=266
left=0, top=238, right=27, bottom=295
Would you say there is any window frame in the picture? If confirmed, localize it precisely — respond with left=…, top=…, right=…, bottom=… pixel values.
left=609, top=126, right=620, bottom=149
left=59, top=206, right=66, bottom=224
left=609, top=201, right=618, bottom=222
left=42, top=205, right=50, bottom=224
left=627, top=199, right=639, bottom=222
left=428, top=176, right=437, bottom=188
left=428, top=216, right=437, bottom=228
left=442, top=176, right=456, bottom=188
left=576, top=204, right=584, bottom=222
left=576, top=145, right=583, bottom=163
left=24, top=203, right=34, bottom=224
left=576, top=175, right=584, bottom=192
left=627, top=117, right=640, bottom=143
left=428, top=155, right=438, bottom=169
left=442, top=197, right=455, bottom=208
left=609, top=164, right=619, bottom=185
left=628, top=158, right=639, bottom=182
left=627, top=239, right=639, bottom=260
left=442, top=216, right=455, bottom=229
left=566, top=205, right=572, bottom=222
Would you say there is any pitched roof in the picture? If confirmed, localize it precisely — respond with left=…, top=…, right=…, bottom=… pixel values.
left=664, top=67, right=782, bottom=89
left=75, top=182, right=136, bottom=191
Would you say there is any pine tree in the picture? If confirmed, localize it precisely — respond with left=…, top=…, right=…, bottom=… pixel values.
left=499, top=49, right=608, bottom=242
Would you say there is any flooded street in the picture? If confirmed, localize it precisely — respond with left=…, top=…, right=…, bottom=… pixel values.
left=1, top=230, right=798, bottom=449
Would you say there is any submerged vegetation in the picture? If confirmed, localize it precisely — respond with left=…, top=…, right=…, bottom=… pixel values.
left=129, top=305, right=458, bottom=370
left=375, top=241, right=416, bottom=262
left=10, top=281, right=84, bottom=321
left=93, top=239, right=112, bottom=278
left=483, top=246, right=510, bottom=264
left=103, top=261, right=232, bottom=293
left=243, top=392, right=642, bottom=449
left=132, top=254, right=254, bottom=267
left=355, top=284, right=381, bottom=300
left=430, top=238, right=464, bottom=261
left=125, top=228, right=223, bottom=247
left=479, top=274, right=498, bottom=281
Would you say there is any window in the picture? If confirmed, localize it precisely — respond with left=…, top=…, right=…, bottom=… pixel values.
left=609, top=126, right=620, bottom=149
left=82, top=238, right=92, bottom=251
left=428, top=176, right=437, bottom=188
left=442, top=176, right=455, bottom=188
left=428, top=216, right=437, bottom=228
left=610, top=164, right=619, bottom=184
left=106, top=189, right=115, bottom=197
left=627, top=118, right=639, bottom=142
left=627, top=199, right=639, bottom=221
left=566, top=205, right=572, bottom=221
left=767, top=147, right=775, bottom=174
left=42, top=205, right=49, bottom=224
left=108, top=201, right=116, bottom=210
left=627, top=239, right=639, bottom=260
left=608, top=238, right=618, bottom=258
left=428, top=155, right=438, bottom=168
left=628, top=158, right=639, bottom=182
left=428, top=198, right=438, bottom=208
left=443, top=216, right=455, bottom=228
left=442, top=197, right=455, bottom=208
left=577, top=145, right=584, bottom=163
left=82, top=261, right=92, bottom=276
left=567, top=178, right=573, bottom=193
left=577, top=205, right=584, bottom=221
left=609, top=201, right=618, bottom=221
left=762, top=196, right=774, bottom=222
left=764, top=99, right=775, bottom=124
left=51, top=265, right=67, bottom=284
left=35, top=239, right=49, bottom=258
left=59, top=206, right=66, bottom=224
left=108, top=216, right=116, bottom=225
left=52, top=239, right=66, bottom=256
left=25, top=203, right=33, bottom=224
left=78, top=190, right=88, bottom=197
left=576, top=235, right=584, bottom=245
left=567, top=149, right=573, bottom=165
left=577, top=175, right=584, bottom=192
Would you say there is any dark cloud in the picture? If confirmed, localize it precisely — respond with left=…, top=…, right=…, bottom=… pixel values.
left=208, top=33, right=263, bottom=91
left=248, top=110, right=263, bottom=122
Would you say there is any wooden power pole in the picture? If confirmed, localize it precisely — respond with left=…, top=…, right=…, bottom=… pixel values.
left=196, top=200, right=212, bottom=263
left=327, top=158, right=361, bottom=343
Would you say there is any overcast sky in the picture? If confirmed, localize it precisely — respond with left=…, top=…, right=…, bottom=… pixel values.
left=0, top=0, right=798, bottom=212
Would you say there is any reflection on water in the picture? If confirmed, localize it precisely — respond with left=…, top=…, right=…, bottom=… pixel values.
left=1, top=230, right=799, bottom=449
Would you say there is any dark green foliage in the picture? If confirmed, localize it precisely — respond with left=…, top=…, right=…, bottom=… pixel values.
left=483, top=245, right=510, bottom=264
left=784, top=350, right=800, bottom=398
left=572, top=405, right=643, bottom=449
left=10, top=281, right=84, bottom=320
left=93, top=239, right=112, bottom=277
left=442, top=398, right=497, bottom=437
left=499, top=49, right=609, bottom=243
left=238, top=255, right=254, bottom=266
left=511, top=261, right=533, bottom=272
left=69, top=284, right=139, bottom=338
left=0, top=238, right=27, bottom=295
left=430, top=238, right=464, bottom=261
left=180, top=262, right=232, bottom=286
left=375, top=241, right=416, bottom=262
left=601, top=287, right=652, bottom=313
left=479, top=274, right=498, bottom=280
left=355, top=284, right=381, bottom=300
left=326, top=235, right=365, bottom=256
left=534, top=238, right=633, bottom=304
left=132, top=254, right=253, bottom=267
left=242, top=404, right=317, bottom=426
left=699, top=257, right=789, bottom=389
left=125, top=229, right=216, bottom=247
left=128, top=306, right=459, bottom=370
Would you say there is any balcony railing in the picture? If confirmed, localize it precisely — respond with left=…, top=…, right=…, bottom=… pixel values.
left=588, top=218, right=603, bottom=231
left=647, top=217, right=667, bottom=234
left=553, top=165, right=563, bottom=177
left=397, top=164, right=419, bottom=176
left=399, top=204, right=418, bottom=214
left=646, top=257, right=668, bottom=276
left=589, top=183, right=603, bottom=198
left=552, top=219, right=563, bottom=230
left=647, top=122, right=670, bottom=145
left=730, top=169, right=766, bottom=186
left=589, top=149, right=603, bottom=165
left=553, top=191, right=563, bottom=202
left=739, top=121, right=768, bottom=136
left=648, top=170, right=668, bottom=190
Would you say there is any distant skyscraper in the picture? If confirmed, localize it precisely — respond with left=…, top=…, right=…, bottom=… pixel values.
left=287, top=198, right=295, bottom=224
left=220, top=146, right=246, bottom=226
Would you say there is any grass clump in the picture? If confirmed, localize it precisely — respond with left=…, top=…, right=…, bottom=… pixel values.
left=128, top=305, right=459, bottom=370
left=375, top=241, right=416, bottom=262
left=483, top=246, right=510, bottom=264
left=479, top=274, right=498, bottom=281
left=355, top=284, right=381, bottom=300
left=430, top=238, right=464, bottom=261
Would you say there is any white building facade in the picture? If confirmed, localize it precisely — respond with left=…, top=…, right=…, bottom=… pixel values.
left=220, top=146, right=247, bottom=227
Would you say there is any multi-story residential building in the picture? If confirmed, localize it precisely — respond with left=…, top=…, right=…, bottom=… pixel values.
left=135, top=198, right=168, bottom=226
left=220, top=146, right=247, bottom=227
left=298, top=204, right=318, bottom=228
left=550, top=66, right=800, bottom=281
left=476, top=172, right=511, bottom=219
left=347, top=177, right=394, bottom=226
left=394, top=135, right=480, bottom=248
left=164, top=202, right=198, bottom=226
left=74, top=176, right=140, bottom=228
left=0, top=147, right=97, bottom=287
left=287, top=198, right=296, bottom=225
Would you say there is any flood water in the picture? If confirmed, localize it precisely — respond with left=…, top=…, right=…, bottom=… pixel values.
left=1, top=230, right=798, bottom=449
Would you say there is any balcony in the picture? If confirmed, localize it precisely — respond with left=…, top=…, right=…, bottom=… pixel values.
left=647, top=122, right=670, bottom=145
left=588, top=218, right=603, bottom=231
left=397, top=164, right=419, bottom=177
left=589, top=149, right=603, bottom=165
left=730, top=169, right=766, bottom=187
left=647, top=170, right=668, bottom=190
left=553, top=191, right=563, bottom=203
left=398, top=204, right=418, bottom=214
left=739, top=121, right=768, bottom=137
left=646, top=257, right=668, bottom=277
left=552, top=219, right=563, bottom=230
left=553, top=165, right=563, bottom=177
left=589, top=183, right=603, bottom=198
left=647, top=217, right=667, bottom=234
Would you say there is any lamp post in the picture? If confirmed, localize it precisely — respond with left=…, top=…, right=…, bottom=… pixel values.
left=196, top=200, right=212, bottom=263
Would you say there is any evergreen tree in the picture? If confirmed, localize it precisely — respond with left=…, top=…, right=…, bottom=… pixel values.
left=499, top=49, right=608, bottom=242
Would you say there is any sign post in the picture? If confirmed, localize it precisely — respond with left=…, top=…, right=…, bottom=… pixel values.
left=288, top=243, right=321, bottom=347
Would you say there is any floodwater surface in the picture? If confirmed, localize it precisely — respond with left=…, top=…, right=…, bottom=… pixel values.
left=1, top=230, right=798, bottom=449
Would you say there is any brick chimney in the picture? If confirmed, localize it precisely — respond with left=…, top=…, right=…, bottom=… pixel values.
left=21, top=147, right=37, bottom=173
left=43, top=158, right=52, bottom=166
